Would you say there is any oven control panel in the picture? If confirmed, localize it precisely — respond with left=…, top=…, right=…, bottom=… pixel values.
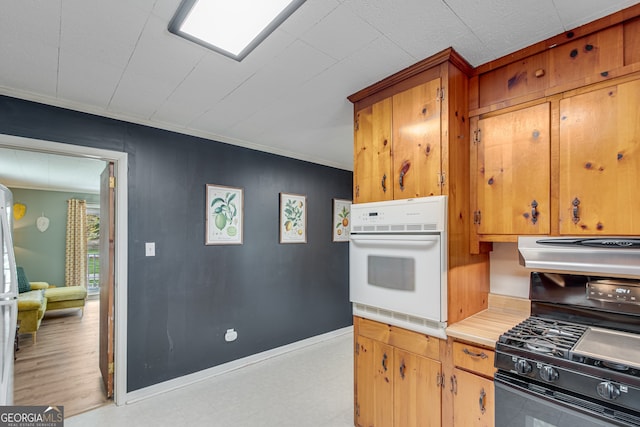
left=587, top=280, right=640, bottom=305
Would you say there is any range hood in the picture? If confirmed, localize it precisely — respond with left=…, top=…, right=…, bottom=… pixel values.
left=518, top=236, right=640, bottom=279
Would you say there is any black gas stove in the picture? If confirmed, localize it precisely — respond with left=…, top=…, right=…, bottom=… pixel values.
left=495, top=272, right=640, bottom=426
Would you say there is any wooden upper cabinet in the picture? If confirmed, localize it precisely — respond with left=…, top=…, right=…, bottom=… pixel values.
left=392, top=79, right=443, bottom=199
left=476, top=25, right=625, bottom=110
left=475, top=102, right=551, bottom=235
left=479, top=51, right=549, bottom=108
left=559, top=79, right=640, bottom=234
left=549, top=26, right=623, bottom=87
left=353, top=98, right=393, bottom=204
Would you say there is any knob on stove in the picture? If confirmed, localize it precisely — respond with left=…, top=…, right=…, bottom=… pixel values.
left=539, top=365, right=559, bottom=382
left=597, top=381, right=621, bottom=400
left=514, top=359, right=532, bottom=375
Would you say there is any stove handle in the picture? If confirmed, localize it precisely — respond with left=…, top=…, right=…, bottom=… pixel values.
left=479, top=388, right=486, bottom=414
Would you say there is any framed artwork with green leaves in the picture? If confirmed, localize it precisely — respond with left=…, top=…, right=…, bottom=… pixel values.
left=206, top=184, right=243, bottom=245
left=332, top=199, right=351, bottom=242
left=279, top=193, right=307, bottom=244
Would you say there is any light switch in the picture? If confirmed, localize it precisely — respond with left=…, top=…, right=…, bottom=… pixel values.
left=145, top=242, right=155, bottom=257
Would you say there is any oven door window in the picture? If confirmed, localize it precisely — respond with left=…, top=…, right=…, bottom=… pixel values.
left=495, top=377, right=631, bottom=427
left=367, top=255, right=415, bottom=291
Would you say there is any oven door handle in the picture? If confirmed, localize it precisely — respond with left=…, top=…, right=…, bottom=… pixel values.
left=350, top=238, right=439, bottom=250
left=350, top=233, right=440, bottom=243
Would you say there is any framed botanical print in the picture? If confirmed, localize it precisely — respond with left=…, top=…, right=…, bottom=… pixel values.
left=206, top=184, right=243, bottom=245
left=332, top=199, right=351, bottom=242
left=279, top=193, right=306, bottom=243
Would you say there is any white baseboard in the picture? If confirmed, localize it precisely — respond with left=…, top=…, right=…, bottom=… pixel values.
left=122, top=325, right=353, bottom=405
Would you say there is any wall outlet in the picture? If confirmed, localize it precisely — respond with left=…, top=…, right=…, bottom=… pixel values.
left=145, top=242, right=155, bottom=257
left=225, top=329, right=238, bottom=342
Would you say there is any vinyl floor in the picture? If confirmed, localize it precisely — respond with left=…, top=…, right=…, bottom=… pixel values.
left=66, top=330, right=354, bottom=426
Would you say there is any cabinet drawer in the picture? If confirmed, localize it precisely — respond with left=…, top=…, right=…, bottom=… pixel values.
left=453, top=341, right=495, bottom=378
left=355, top=317, right=440, bottom=360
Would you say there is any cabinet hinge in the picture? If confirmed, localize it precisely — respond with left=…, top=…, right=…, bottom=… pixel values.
left=438, top=173, right=446, bottom=187
left=355, top=341, right=360, bottom=355
left=473, top=128, right=481, bottom=144
left=354, top=118, right=359, bottom=131
left=108, top=361, right=114, bottom=374
left=109, top=176, right=116, bottom=188
left=473, top=210, right=482, bottom=225
left=437, top=87, right=445, bottom=101
left=437, top=372, right=445, bottom=388
left=355, top=402, right=360, bottom=417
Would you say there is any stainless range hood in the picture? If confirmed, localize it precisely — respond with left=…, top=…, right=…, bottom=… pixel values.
left=518, top=236, right=640, bottom=279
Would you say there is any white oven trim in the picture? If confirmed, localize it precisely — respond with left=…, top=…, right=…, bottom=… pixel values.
left=353, top=303, right=447, bottom=339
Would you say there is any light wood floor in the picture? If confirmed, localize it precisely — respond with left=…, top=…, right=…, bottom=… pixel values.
left=14, top=298, right=111, bottom=417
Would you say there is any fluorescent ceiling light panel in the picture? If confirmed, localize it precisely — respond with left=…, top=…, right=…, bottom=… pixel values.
left=169, top=0, right=306, bottom=61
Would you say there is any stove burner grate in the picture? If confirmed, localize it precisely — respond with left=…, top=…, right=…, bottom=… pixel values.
left=498, top=316, right=589, bottom=359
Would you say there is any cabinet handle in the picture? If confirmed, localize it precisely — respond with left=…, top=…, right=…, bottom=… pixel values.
left=531, top=200, right=539, bottom=224
left=450, top=375, right=457, bottom=395
left=381, top=174, right=387, bottom=193
left=479, top=388, right=487, bottom=414
left=399, top=361, right=406, bottom=379
left=572, top=197, right=581, bottom=224
left=399, top=161, right=410, bottom=191
left=381, top=353, right=388, bottom=372
left=463, top=348, right=488, bottom=359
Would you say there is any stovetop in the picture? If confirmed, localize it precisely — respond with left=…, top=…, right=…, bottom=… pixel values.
left=497, top=316, right=640, bottom=380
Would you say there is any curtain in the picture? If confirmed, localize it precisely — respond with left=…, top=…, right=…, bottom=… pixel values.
left=65, top=199, right=87, bottom=288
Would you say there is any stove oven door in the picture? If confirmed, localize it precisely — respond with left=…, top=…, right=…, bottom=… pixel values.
left=495, top=372, right=640, bottom=427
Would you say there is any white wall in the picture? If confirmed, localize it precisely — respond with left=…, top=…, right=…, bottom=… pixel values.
left=489, top=242, right=533, bottom=299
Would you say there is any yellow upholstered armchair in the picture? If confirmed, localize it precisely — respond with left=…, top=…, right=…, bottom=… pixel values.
left=16, top=267, right=87, bottom=343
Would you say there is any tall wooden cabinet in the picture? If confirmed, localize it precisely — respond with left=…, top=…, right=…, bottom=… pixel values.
left=353, top=78, right=443, bottom=203
left=349, top=48, right=490, bottom=427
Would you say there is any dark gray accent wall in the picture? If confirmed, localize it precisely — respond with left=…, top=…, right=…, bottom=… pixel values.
left=0, top=95, right=353, bottom=392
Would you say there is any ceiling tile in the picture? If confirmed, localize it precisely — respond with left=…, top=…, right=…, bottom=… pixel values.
left=299, top=4, right=381, bottom=60
left=445, top=0, right=562, bottom=60
left=0, top=1, right=61, bottom=97
left=553, top=0, right=640, bottom=29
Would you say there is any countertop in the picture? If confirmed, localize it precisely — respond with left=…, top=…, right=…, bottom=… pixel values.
left=446, top=293, right=531, bottom=348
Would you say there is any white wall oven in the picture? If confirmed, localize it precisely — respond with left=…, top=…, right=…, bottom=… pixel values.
left=349, top=196, right=447, bottom=338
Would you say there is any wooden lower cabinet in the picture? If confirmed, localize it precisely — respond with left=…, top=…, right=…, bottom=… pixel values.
left=354, top=317, right=442, bottom=427
left=451, top=368, right=495, bottom=427
left=449, top=341, right=496, bottom=427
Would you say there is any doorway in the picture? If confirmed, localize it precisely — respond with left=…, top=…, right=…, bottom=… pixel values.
left=0, top=134, right=128, bottom=409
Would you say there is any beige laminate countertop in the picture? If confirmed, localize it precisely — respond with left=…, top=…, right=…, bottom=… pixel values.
left=446, top=294, right=531, bottom=348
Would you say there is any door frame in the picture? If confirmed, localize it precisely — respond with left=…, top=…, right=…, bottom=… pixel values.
left=0, top=134, right=128, bottom=406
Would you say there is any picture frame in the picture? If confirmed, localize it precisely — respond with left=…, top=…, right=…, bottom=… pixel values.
left=206, top=184, right=243, bottom=245
left=279, top=193, right=307, bottom=243
left=332, top=199, right=351, bottom=242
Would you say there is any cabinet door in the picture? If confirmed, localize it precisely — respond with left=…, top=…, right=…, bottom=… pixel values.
left=394, top=348, right=441, bottom=427
left=355, top=336, right=375, bottom=427
left=452, top=368, right=494, bottom=427
left=392, top=78, right=442, bottom=199
left=354, top=98, right=393, bottom=203
left=559, top=79, right=640, bottom=234
left=355, top=336, right=394, bottom=427
left=476, top=103, right=550, bottom=235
